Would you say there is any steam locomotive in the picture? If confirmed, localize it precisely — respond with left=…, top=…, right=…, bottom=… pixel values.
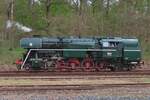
left=15, top=36, right=143, bottom=71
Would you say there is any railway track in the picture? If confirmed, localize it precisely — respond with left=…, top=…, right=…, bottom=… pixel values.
left=0, top=70, right=149, bottom=91
left=0, top=75, right=149, bottom=80
left=0, top=70, right=150, bottom=76
left=0, top=83, right=150, bottom=91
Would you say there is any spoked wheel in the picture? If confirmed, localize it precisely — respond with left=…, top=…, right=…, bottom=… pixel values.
left=96, top=62, right=105, bottom=71
left=24, top=63, right=31, bottom=72
left=56, top=60, right=66, bottom=71
left=126, top=65, right=133, bottom=71
left=68, top=58, right=80, bottom=71
left=82, top=58, right=94, bottom=72
left=45, top=61, right=56, bottom=72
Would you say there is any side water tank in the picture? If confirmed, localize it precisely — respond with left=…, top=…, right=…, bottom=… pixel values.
left=20, top=38, right=42, bottom=49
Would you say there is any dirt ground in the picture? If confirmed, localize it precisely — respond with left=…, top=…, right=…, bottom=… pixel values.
left=0, top=64, right=17, bottom=71
left=0, top=87, right=150, bottom=100
left=0, top=76, right=149, bottom=86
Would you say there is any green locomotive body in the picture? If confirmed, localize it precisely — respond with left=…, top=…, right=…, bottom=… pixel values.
left=16, top=36, right=142, bottom=71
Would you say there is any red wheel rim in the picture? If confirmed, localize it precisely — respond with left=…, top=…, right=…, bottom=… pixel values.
left=56, top=60, right=65, bottom=69
left=68, top=59, right=80, bottom=70
left=82, top=58, right=94, bottom=71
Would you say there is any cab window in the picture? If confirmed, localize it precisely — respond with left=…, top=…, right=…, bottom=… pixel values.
left=102, top=42, right=109, bottom=47
left=102, top=42, right=119, bottom=47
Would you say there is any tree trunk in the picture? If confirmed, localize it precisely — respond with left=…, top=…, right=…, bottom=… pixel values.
left=45, top=0, right=51, bottom=34
left=79, top=0, right=83, bottom=16
left=5, top=0, right=15, bottom=48
left=106, top=0, right=110, bottom=16
left=147, top=0, right=150, bottom=14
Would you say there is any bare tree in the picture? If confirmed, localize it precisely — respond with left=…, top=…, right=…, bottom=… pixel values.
left=45, top=0, right=52, bottom=34
left=79, top=0, right=83, bottom=16
left=146, top=0, right=150, bottom=14
left=7, top=0, right=14, bottom=21
left=28, top=0, right=33, bottom=9
left=5, top=0, right=15, bottom=48
left=5, top=0, right=14, bottom=40
left=106, top=0, right=110, bottom=16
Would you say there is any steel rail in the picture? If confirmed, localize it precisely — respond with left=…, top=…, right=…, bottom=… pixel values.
left=0, top=83, right=149, bottom=91
left=0, top=70, right=150, bottom=76
left=0, top=76, right=149, bottom=80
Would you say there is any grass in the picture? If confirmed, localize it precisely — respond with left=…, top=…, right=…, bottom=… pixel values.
left=0, top=47, right=24, bottom=65
left=143, top=78, right=150, bottom=83
left=143, top=51, right=150, bottom=61
left=141, top=41, right=150, bottom=61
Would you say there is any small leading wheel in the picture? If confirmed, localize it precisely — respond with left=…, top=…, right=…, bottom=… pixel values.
left=46, top=61, right=55, bottom=72
left=24, top=63, right=31, bottom=71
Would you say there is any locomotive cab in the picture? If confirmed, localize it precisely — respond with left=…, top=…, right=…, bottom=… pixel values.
left=100, top=39, right=123, bottom=59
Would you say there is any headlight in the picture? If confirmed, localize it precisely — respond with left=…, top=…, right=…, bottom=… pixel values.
left=29, top=43, right=33, bottom=47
